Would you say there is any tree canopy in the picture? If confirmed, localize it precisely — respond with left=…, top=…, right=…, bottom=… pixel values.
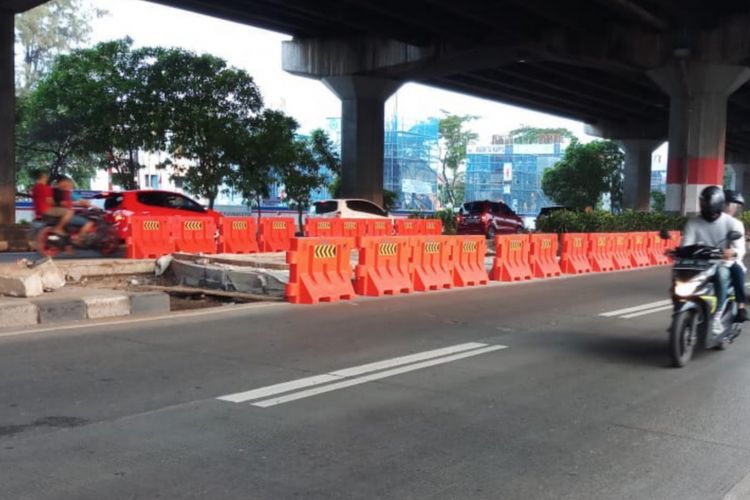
left=438, top=113, right=478, bottom=208
left=541, top=139, right=624, bottom=211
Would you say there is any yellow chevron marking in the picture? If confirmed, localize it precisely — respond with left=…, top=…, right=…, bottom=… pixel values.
left=317, top=221, right=331, bottom=230
left=597, top=237, right=607, bottom=247
left=463, top=241, right=478, bottom=253
left=344, top=222, right=357, bottom=230
left=378, top=242, right=398, bottom=256
left=510, top=240, right=522, bottom=251
left=541, top=239, right=552, bottom=250
left=272, top=221, right=287, bottom=230
left=142, top=221, right=160, bottom=231
left=425, top=241, right=440, bottom=254
left=231, top=220, right=248, bottom=230
left=573, top=238, right=582, bottom=248
left=184, top=220, right=204, bottom=231
left=313, top=244, right=336, bottom=259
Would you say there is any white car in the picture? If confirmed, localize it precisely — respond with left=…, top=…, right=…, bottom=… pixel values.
left=311, top=199, right=389, bottom=219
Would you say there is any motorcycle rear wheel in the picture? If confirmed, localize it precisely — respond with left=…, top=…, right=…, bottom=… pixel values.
left=670, top=309, right=698, bottom=367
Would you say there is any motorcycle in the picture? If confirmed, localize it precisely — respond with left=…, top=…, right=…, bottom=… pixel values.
left=29, top=208, right=120, bottom=257
left=663, top=229, right=745, bottom=367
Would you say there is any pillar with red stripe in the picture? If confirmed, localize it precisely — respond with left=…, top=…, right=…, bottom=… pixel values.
left=650, top=62, right=750, bottom=213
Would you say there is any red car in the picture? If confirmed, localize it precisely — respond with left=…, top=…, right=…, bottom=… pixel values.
left=456, top=200, right=525, bottom=238
left=98, top=190, right=221, bottom=242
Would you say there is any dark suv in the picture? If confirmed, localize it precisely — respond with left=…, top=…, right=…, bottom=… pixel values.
left=456, top=200, right=524, bottom=238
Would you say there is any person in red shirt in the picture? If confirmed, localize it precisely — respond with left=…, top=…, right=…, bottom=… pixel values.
left=31, top=169, right=70, bottom=236
left=52, top=176, right=94, bottom=244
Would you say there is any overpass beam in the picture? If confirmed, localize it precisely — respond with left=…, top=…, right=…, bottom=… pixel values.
left=0, top=9, right=14, bottom=225
left=615, top=139, right=662, bottom=211
left=322, top=76, right=401, bottom=206
left=649, top=62, right=750, bottom=214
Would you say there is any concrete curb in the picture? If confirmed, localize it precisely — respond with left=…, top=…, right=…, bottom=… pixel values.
left=0, top=291, right=171, bottom=330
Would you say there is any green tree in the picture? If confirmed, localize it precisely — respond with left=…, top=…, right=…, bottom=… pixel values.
left=651, top=190, right=666, bottom=212
left=383, top=189, right=398, bottom=213
left=15, top=0, right=106, bottom=93
left=508, top=125, right=575, bottom=143
left=542, top=139, right=624, bottom=211
left=154, top=48, right=263, bottom=208
left=233, top=110, right=298, bottom=225
left=438, top=113, right=478, bottom=207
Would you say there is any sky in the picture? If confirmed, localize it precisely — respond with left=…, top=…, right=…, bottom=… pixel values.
left=85, top=0, right=602, bottom=145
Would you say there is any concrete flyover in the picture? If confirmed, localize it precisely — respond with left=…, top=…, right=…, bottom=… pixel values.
left=4, top=1, right=750, bottom=216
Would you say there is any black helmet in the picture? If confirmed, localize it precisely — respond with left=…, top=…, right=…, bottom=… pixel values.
left=725, top=189, right=745, bottom=206
left=700, top=186, right=725, bottom=221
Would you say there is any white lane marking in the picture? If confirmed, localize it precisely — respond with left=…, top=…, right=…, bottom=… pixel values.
left=620, top=305, right=674, bottom=319
left=218, top=342, right=489, bottom=403
left=252, top=345, right=507, bottom=408
left=599, top=300, right=672, bottom=317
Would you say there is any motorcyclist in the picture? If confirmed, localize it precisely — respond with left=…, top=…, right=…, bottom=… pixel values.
left=681, top=186, right=741, bottom=335
left=52, top=176, right=95, bottom=244
left=724, top=189, right=747, bottom=322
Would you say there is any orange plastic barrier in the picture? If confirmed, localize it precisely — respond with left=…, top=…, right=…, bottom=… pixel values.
left=340, top=219, right=366, bottom=239
left=366, top=219, right=393, bottom=237
left=422, top=219, right=443, bottom=235
left=451, top=236, right=489, bottom=287
left=218, top=217, right=258, bottom=254
left=588, top=233, right=615, bottom=272
left=647, top=231, right=670, bottom=265
left=171, top=216, right=217, bottom=254
left=126, top=216, right=174, bottom=259
left=395, top=219, right=421, bottom=236
left=354, top=236, right=413, bottom=296
left=411, top=236, right=454, bottom=291
left=286, top=237, right=355, bottom=304
left=628, top=232, right=651, bottom=267
left=560, top=233, right=592, bottom=274
left=259, top=217, right=296, bottom=252
left=529, top=233, right=561, bottom=278
left=491, top=234, right=532, bottom=282
left=611, top=233, right=632, bottom=270
left=304, top=218, right=342, bottom=238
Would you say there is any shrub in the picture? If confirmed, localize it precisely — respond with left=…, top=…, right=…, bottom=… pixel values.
left=535, top=210, right=687, bottom=233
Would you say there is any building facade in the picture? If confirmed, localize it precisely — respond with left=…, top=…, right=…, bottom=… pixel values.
left=465, top=136, right=564, bottom=215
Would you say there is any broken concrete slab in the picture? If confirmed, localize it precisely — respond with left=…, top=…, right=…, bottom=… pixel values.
left=30, top=258, right=66, bottom=291
left=169, top=258, right=288, bottom=297
left=0, top=300, right=38, bottom=328
left=0, top=265, right=44, bottom=298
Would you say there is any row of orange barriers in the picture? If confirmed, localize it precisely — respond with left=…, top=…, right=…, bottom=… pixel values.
left=304, top=218, right=443, bottom=238
left=126, top=216, right=444, bottom=258
left=126, top=216, right=297, bottom=258
left=286, top=235, right=488, bottom=304
left=490, top=231, right=680, bottom=282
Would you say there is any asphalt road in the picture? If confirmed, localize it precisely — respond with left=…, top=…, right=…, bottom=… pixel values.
left=2, top=266, right=750, bottom=499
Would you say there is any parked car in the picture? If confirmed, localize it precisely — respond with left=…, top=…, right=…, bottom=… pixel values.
left=456, top=200, right=524, bottom=238
left=98, top=190, right=221, bottom=242
left=311, top=199, right=389, bottom=219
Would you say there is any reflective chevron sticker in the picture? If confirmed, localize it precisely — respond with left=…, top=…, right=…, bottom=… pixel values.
left=314, top=244, right=336, bottom=259
left=232, top=220, right=248, bottom=230
left=463, top=240, right=478, bottom=253
left=184, top=220, right=203, bottom=231
left=510, top=240, right=522, bottom=251
left=344, top=221, right=358, bottom=230
left=541, top=239, right=552, bottom=249
left=272, top=221, right=287, bottom=230
left=597, top=237, right=607, bottom=247
left=378, top=242, right=398, bottom=256
left=425, top=241, right=440, bottom=254
left=573, top=238, right=583, bottom=248
left=374, top=222, right=387, bottom=230
left=317, top=221, right=331, bottom=230
left=142, top=221, right=160, bottom=231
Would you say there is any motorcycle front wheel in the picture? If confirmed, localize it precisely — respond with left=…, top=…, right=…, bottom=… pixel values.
left=670, top=309, right=698, bottom=367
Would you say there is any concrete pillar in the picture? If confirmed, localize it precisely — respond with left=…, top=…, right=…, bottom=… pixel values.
left=0, top=10, right=14, bottom=225
left=616, top=139, right=661, bottom=211
left=323, top=76, right=401, bottom=207
left=649, top=62, right=750, bottom=214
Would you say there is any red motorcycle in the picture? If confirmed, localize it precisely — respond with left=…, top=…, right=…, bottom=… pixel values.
left=31, top=208, right=120, bottom=257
